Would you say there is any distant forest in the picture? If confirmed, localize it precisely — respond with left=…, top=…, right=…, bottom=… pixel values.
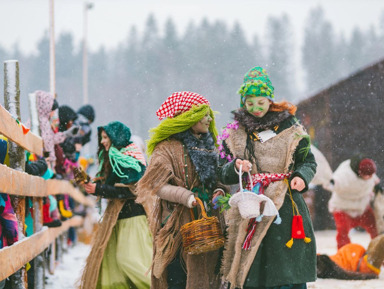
left=1, top=7, right=384, bottom=144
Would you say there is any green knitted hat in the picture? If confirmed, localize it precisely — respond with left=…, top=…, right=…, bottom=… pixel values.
left=98, top=121, right=132, bottom=148
left=238, top=66, right=275, bottom=107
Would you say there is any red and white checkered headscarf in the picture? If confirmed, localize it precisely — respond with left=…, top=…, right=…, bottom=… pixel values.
left=156, top=91, right=210, bottom=120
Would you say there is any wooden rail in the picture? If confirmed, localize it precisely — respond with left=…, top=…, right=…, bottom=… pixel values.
left=0, top=104, right=43, bottom=157
left=0, top=60, right=95, bottom=285
left=0, top=216, right=85, bottom=281
left=0, top=164, right=95, bottom=207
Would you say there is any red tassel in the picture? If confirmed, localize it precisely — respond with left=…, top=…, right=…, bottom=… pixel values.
left=291, top=215, right=305, bottom=239
left=242, top=218, right=257, bottom=250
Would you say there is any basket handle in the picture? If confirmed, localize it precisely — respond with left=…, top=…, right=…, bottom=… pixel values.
left=190, top=197, right=208, bottom=220
left=238, top=164, right=253, bottom=193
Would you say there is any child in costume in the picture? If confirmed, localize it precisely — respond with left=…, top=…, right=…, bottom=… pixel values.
left=79, top=121, right=152, bottom=289
left=136, top=91, right=228, bottom=289
left=218, top=67, right=317, bottom=289
left=317, top=234, right=384, bottom=280
left=328, top=155, right=380, bottom=249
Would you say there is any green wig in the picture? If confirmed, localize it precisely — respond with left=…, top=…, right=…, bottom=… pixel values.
left=147, top=104, right=218, bottom=156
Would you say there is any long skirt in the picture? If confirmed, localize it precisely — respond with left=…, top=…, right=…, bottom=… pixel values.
left=96, top=215, right=152, bottom=289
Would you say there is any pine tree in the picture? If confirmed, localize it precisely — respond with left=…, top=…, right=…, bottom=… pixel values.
left=302, top=7, right=338, bottom=94
left=266, top=14, right=294, bottom=101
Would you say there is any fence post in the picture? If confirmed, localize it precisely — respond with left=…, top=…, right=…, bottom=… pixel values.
left=28, top=92, right=46, bottom=288
left=4, top=60, right=27, bottom=288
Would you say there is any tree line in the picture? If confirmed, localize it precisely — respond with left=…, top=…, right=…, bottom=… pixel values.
left=0, top=7, right=384, bottom=139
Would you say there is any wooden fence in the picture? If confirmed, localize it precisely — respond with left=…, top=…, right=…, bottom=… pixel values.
left=0, top=60, right=94, bottom=286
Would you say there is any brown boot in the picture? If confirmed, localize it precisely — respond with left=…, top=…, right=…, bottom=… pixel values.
left=366, top=234, right=384, bottom=269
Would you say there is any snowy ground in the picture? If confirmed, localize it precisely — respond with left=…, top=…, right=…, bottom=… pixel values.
left=46, top=230, right=383, bottom=289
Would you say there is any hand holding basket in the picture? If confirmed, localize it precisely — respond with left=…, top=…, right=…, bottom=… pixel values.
left=228, top=164, right=279, bottom=220
left=180, top=197, right=225, bottom=255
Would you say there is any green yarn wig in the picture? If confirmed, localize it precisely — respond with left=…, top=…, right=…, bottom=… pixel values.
left=147, top=104, right=218, bottom=156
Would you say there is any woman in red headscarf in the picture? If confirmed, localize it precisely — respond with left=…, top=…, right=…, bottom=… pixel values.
left=136, top=91, right=228, bottom=289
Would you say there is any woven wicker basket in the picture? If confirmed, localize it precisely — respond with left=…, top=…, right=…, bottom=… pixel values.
left=180, top=197, right=225, bottom=255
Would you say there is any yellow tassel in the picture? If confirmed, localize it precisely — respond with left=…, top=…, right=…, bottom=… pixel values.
left=59, top=200, right=73, bottom=218
left=304, top=237, right=311, bottom=243
left=286, top=238, right=294, bottom=248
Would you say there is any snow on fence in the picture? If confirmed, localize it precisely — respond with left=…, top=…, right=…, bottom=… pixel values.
left=0, top=60, right=94, bottom=285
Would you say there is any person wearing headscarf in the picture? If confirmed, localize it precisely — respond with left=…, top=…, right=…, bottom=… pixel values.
left=35, top=91, right=77, bottom=168
left=218, top=67, right=317, bottom=289
left=79, top=121, right=151, bottom=289
left=136, top=91, right=229, bottom=289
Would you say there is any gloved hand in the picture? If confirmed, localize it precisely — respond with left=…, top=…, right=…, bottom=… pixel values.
left=63, top=125, right=80, bottom=138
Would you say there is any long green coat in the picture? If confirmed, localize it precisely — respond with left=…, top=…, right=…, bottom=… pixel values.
left=219, top=116, right=317, bottom=288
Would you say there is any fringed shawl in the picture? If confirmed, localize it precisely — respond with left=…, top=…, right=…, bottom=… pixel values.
left=78, top=183, right=137, bottom=289
left=136, top=139, right=223, bottom=289
left=77, top=199, right=125, bottom=289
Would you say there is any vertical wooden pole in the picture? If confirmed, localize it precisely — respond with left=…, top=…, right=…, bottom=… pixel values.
left=49, top=1, right=57, bottom=274
left=4, top=60, right=26, bottom=288
left=28, top=92, right=46, bottom=289
left=83, top=1, right=89, bottom=105
left=49, top=0, right=56, bottom=97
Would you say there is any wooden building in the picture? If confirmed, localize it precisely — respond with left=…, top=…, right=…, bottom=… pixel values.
left=296, top=59, right=384, bottom=230
left=297, top=59, right=384, bottom=179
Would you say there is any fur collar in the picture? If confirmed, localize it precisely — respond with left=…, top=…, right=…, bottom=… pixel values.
left=173, top=130, right=218, bottom=189
left=233, top=108, right=292, bottom=132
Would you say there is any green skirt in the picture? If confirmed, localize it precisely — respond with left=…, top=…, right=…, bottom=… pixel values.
left=96, top=215, right=152, bottom=289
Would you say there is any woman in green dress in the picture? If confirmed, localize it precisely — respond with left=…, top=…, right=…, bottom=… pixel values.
left=218, top=67, right=317, bottom=289
left=79, top=121, right=152, bottom=289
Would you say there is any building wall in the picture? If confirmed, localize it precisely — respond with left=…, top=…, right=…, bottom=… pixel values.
left=297, top=60, right=384, bottom=180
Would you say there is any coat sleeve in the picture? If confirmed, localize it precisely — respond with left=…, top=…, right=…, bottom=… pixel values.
left=218, top=159, right=239, bottom=185
left=217, top=140, right=239, bottom=185
left=95, top=183, right=136, bottom=199
left=25, top=159, right=48, bottom=176
left=157, top=184, right=193, bottom=207
left=290, top=137, right=317, bottom=192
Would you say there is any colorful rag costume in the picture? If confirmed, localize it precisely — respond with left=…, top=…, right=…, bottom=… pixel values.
left=0, top=193, right=18, bottom=248
left=328, top=157, right=379, bottom=249
left=136, top=91, right=228, bottom=289
left=218, top=67, right=317, bottom=288
left=79, top=121, right=152, bottom=289
left=35, top=90, right=66, bottom=162
left=0, top=136, right=18, bottom=249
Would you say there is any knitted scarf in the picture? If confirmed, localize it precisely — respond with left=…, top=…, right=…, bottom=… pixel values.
left=233, top=109, right=292, bottom=133
left=98, top=144, right=144, bottom=182
left=173, top=130, right=218, bottom=190
left=147, top=104, right=218, bottom=156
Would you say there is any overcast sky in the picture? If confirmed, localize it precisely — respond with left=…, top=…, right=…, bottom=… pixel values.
left=1, top=0, right=384, bottom=55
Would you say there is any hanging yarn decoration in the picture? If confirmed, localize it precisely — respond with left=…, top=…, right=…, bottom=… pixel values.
left=240, top=172, right=290, bottom=250
left=21, top=124, right=30, bottom=135
left=284, top=179, right=311, bottom=248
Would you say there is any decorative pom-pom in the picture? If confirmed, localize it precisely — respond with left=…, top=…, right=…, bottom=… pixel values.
left=304, top=237, right=311, bottom=243
left=286, top=238, right=294, bottom=248
left=274, top=215, right=282, bottom=225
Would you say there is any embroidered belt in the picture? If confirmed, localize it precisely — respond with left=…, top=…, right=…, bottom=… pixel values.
left=244, top=172, right=292, bottom=192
